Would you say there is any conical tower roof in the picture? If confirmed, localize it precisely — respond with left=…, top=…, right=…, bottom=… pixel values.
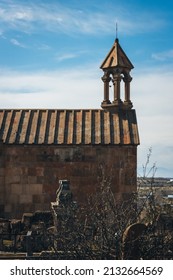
left=100, top=38, right=134, bottom=70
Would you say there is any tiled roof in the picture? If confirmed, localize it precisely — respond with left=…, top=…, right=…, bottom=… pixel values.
left=0, top=109, right=139, bottom=145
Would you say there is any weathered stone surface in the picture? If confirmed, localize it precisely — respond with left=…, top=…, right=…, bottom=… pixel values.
left=0, top=144, right=137, bottom=218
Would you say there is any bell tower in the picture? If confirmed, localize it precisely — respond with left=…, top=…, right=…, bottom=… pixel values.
left=100, top=38, right=134, bottom=110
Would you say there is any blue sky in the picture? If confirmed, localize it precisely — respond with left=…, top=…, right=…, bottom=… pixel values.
left=0, top=0, right=173, bottom=178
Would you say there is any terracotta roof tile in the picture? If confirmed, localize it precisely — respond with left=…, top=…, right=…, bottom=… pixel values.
left=0, top=109, right=140, bottom=145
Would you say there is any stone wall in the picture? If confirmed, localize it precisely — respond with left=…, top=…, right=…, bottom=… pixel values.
left=0, top=144, right=137, bottom=218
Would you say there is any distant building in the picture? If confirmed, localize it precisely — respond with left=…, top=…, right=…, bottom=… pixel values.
left=0, top=38, right=140, bottom=218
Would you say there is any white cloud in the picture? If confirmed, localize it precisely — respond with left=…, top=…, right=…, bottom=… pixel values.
left=0, top=66, right=101, bottom=108
left=55, top=50, right=89, bottom=62
left=132, top=69, right=173, bottom=177
left=152, top=49, right=173, bottom=61
left=10, top=38, right=26, bottom=48
left=56, top=53, right=79, bottom=62
left=0, top=1, right=166, bottom=36
left=37, top=44, right=51, bottom=51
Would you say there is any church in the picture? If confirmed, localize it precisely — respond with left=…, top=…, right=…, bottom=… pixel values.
left=0, top=38, right=140, bottom=218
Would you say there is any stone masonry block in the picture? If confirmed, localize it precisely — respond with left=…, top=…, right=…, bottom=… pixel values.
left=34, top=203, right=50, bottom=212
left=25, top=184, right=43, bottom=195
left=0, top=176, right=4, bottom=185
left=5, top=176, right=20, bottom=184
left=6, top=194, right=19, bottom=204
left=0, top=205, right=4, bottom=215
left=28, top=176, right=37, bottom=184
left=4, top=204, right=12, bottom=213
left=0, top=168, right=4, bottom=176
left=36, top=167, right=44, bottom=176
left=11, top=184, right=23, bottom=194
left=33, top=195, right=42, bottom=204
left=37, top=176, right=44, bottom=184
left=0, top=196, right=4, bottom=204
left=33, top=203, right=43, bottom=212
left=28, top=168, right=36, bottom=176
left=5, top=167, right=22, bottom=177
left=19, top=194, right=33, bottom=204
left=20, top=176, right=28, bottom=184
left=5, top=184, right=11, bottom=194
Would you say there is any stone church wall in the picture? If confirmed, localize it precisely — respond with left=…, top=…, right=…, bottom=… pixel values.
left=0, top=143, right=137, bottom=218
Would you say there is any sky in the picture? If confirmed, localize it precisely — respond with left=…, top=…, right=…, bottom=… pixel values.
left=0, top=0, right=173, bottom=178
